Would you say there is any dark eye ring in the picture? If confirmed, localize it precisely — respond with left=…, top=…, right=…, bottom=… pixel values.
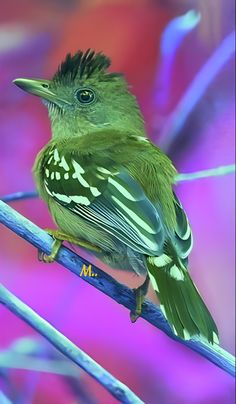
left=75, top=88, right=96, bottom=105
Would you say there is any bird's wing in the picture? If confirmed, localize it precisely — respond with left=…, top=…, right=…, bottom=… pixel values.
left=172, top=192, right=193, bottom=262
left=42, top=146, right=165, bottom=255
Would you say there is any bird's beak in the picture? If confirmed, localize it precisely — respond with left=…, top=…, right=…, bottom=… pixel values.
left=13, top=78, right=70, bottom=105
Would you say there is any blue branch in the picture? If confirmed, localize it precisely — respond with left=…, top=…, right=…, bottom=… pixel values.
left=0, top=391, right=12, bottom=404
left=0, top=350, right=79, bottom=377
left=0, top=288, right=143, bottom=403
left=176, top=164, right=236, bottom=183
left=158, top=30, right=235, bottom=151
left=0, top=200, right=235, bottom=378
left=0, top=191, right=38, bottom=203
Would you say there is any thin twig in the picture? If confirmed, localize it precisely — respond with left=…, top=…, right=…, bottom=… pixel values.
left=158, top=30, right=235, bottom=151
left=0, top=201, right=235, bottom=378
left=0, top=283, right=143, bottom=404
left=4, top=335, right=94, bottom=403
left=175, top=164, right=236, bottom=183
left=0, top=391, right=12, bottom=404
left=0, top=191, right=38, bottom=203
left=0, top=353, right=79, bottom=377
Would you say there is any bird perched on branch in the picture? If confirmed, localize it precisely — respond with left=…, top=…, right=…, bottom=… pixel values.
left=13, top=49, right=219, bottom=344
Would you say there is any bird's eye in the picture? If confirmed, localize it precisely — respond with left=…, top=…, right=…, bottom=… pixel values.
left=75, top=88, right=96, bottom=105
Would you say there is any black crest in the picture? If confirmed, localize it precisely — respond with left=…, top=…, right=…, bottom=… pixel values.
left=53, top=49, right=116, bottom=82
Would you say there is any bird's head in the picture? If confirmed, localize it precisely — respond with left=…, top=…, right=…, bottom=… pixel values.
left=13, top=49, right=145, bottom=139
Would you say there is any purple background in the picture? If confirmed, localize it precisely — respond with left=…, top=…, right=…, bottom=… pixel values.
left=0, top=1, right=235, bottom=403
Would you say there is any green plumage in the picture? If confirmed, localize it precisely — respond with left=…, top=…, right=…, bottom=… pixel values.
left=14, top=48, right=219, bottom=344
left=147, top=255, right=218, bottom=343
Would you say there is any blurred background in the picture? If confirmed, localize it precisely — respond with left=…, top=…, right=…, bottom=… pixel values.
left=0, top=0, right=235, bottom=403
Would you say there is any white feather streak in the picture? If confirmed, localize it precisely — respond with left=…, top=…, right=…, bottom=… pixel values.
left=153, top=254, right=172, bottom=267
left=53, top=149, right=60, bottom=162
left=108, top=177, right=136, bottom=201
left=59, top=156, right=70, bottom=171
left=90, top=187, right=101, bottom=197
left=72, top=161, right=89, bottom=188
left=148, top=271, right=159, bottom=292
left=71, top=195, right=90, bottom=205
left=170, top=265, right=185, bottom=281
left=111, top=195, right=154, bottom=233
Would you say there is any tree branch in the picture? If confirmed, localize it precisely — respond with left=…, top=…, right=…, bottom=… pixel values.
left=0, top=200, right=235, bottom=378
left=0, top=391, right=12, bottom=404
left=158, top=30, right=235, bottom=151
left=0, top=338, right=95, bottom=404
left=0, top=352, right=79, bottom=377
left=0, top=191, right=38, bottom=203
left=175, top=164, right=236, bottom=183
left=0, top=284, right=143, bottom=404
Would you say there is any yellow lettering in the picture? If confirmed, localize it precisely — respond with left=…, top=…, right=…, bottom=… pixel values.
left=80, top=264, right=92, bottom=277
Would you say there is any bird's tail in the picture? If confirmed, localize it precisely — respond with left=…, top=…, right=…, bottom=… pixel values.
left=146, top=252, right=219, bottom=344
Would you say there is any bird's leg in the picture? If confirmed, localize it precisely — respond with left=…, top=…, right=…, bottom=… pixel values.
left=39, top=228, right=102, bottom=263
left=38, top=238, right=62, bottom=263
left=130, top=274, right=150, bottom=322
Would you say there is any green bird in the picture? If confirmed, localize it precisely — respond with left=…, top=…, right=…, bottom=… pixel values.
left=13, top=49, right=219, bottom=344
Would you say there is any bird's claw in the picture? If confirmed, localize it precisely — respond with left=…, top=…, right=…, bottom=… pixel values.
left=38, top=228, right=102, bottom=263
left=130, top=287, right=144, bottom=323
left=38, top=238, right=62, bottom=263
left=130, top=275, right=150, bottom=323
left=130, top=308, right=141, bottom=323
left=38, top=251, right=56, bottom=263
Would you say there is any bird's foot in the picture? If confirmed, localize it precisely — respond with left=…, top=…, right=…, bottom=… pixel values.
left=130, top=275, right=150, bottom=323
left=130, top=287, right=146, bottom=322
left=38, top=238, right=62, bottom=263
left=38, top=228, right=102, bottom=263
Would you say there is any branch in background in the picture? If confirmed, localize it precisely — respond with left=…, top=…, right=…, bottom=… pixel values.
left=154, top=9, right=201, bottom=109
left=19, top=276, right=84, bottom=402
left=158, top=30, right=235, bottom=151
left=0, top=391, right=12, bottom=404
left=0, top=337, right=95, bottom=404
left=175, top=164, right=236, bottom=183
left=0, top=353, right=79, bottom=377
left=0, top=201, right=235, bottom=378
left=0, top=283, right=143, bottom=404
left=1, top=164, right=235, bottom=203
left=0, top=191, right=38, bottom=203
